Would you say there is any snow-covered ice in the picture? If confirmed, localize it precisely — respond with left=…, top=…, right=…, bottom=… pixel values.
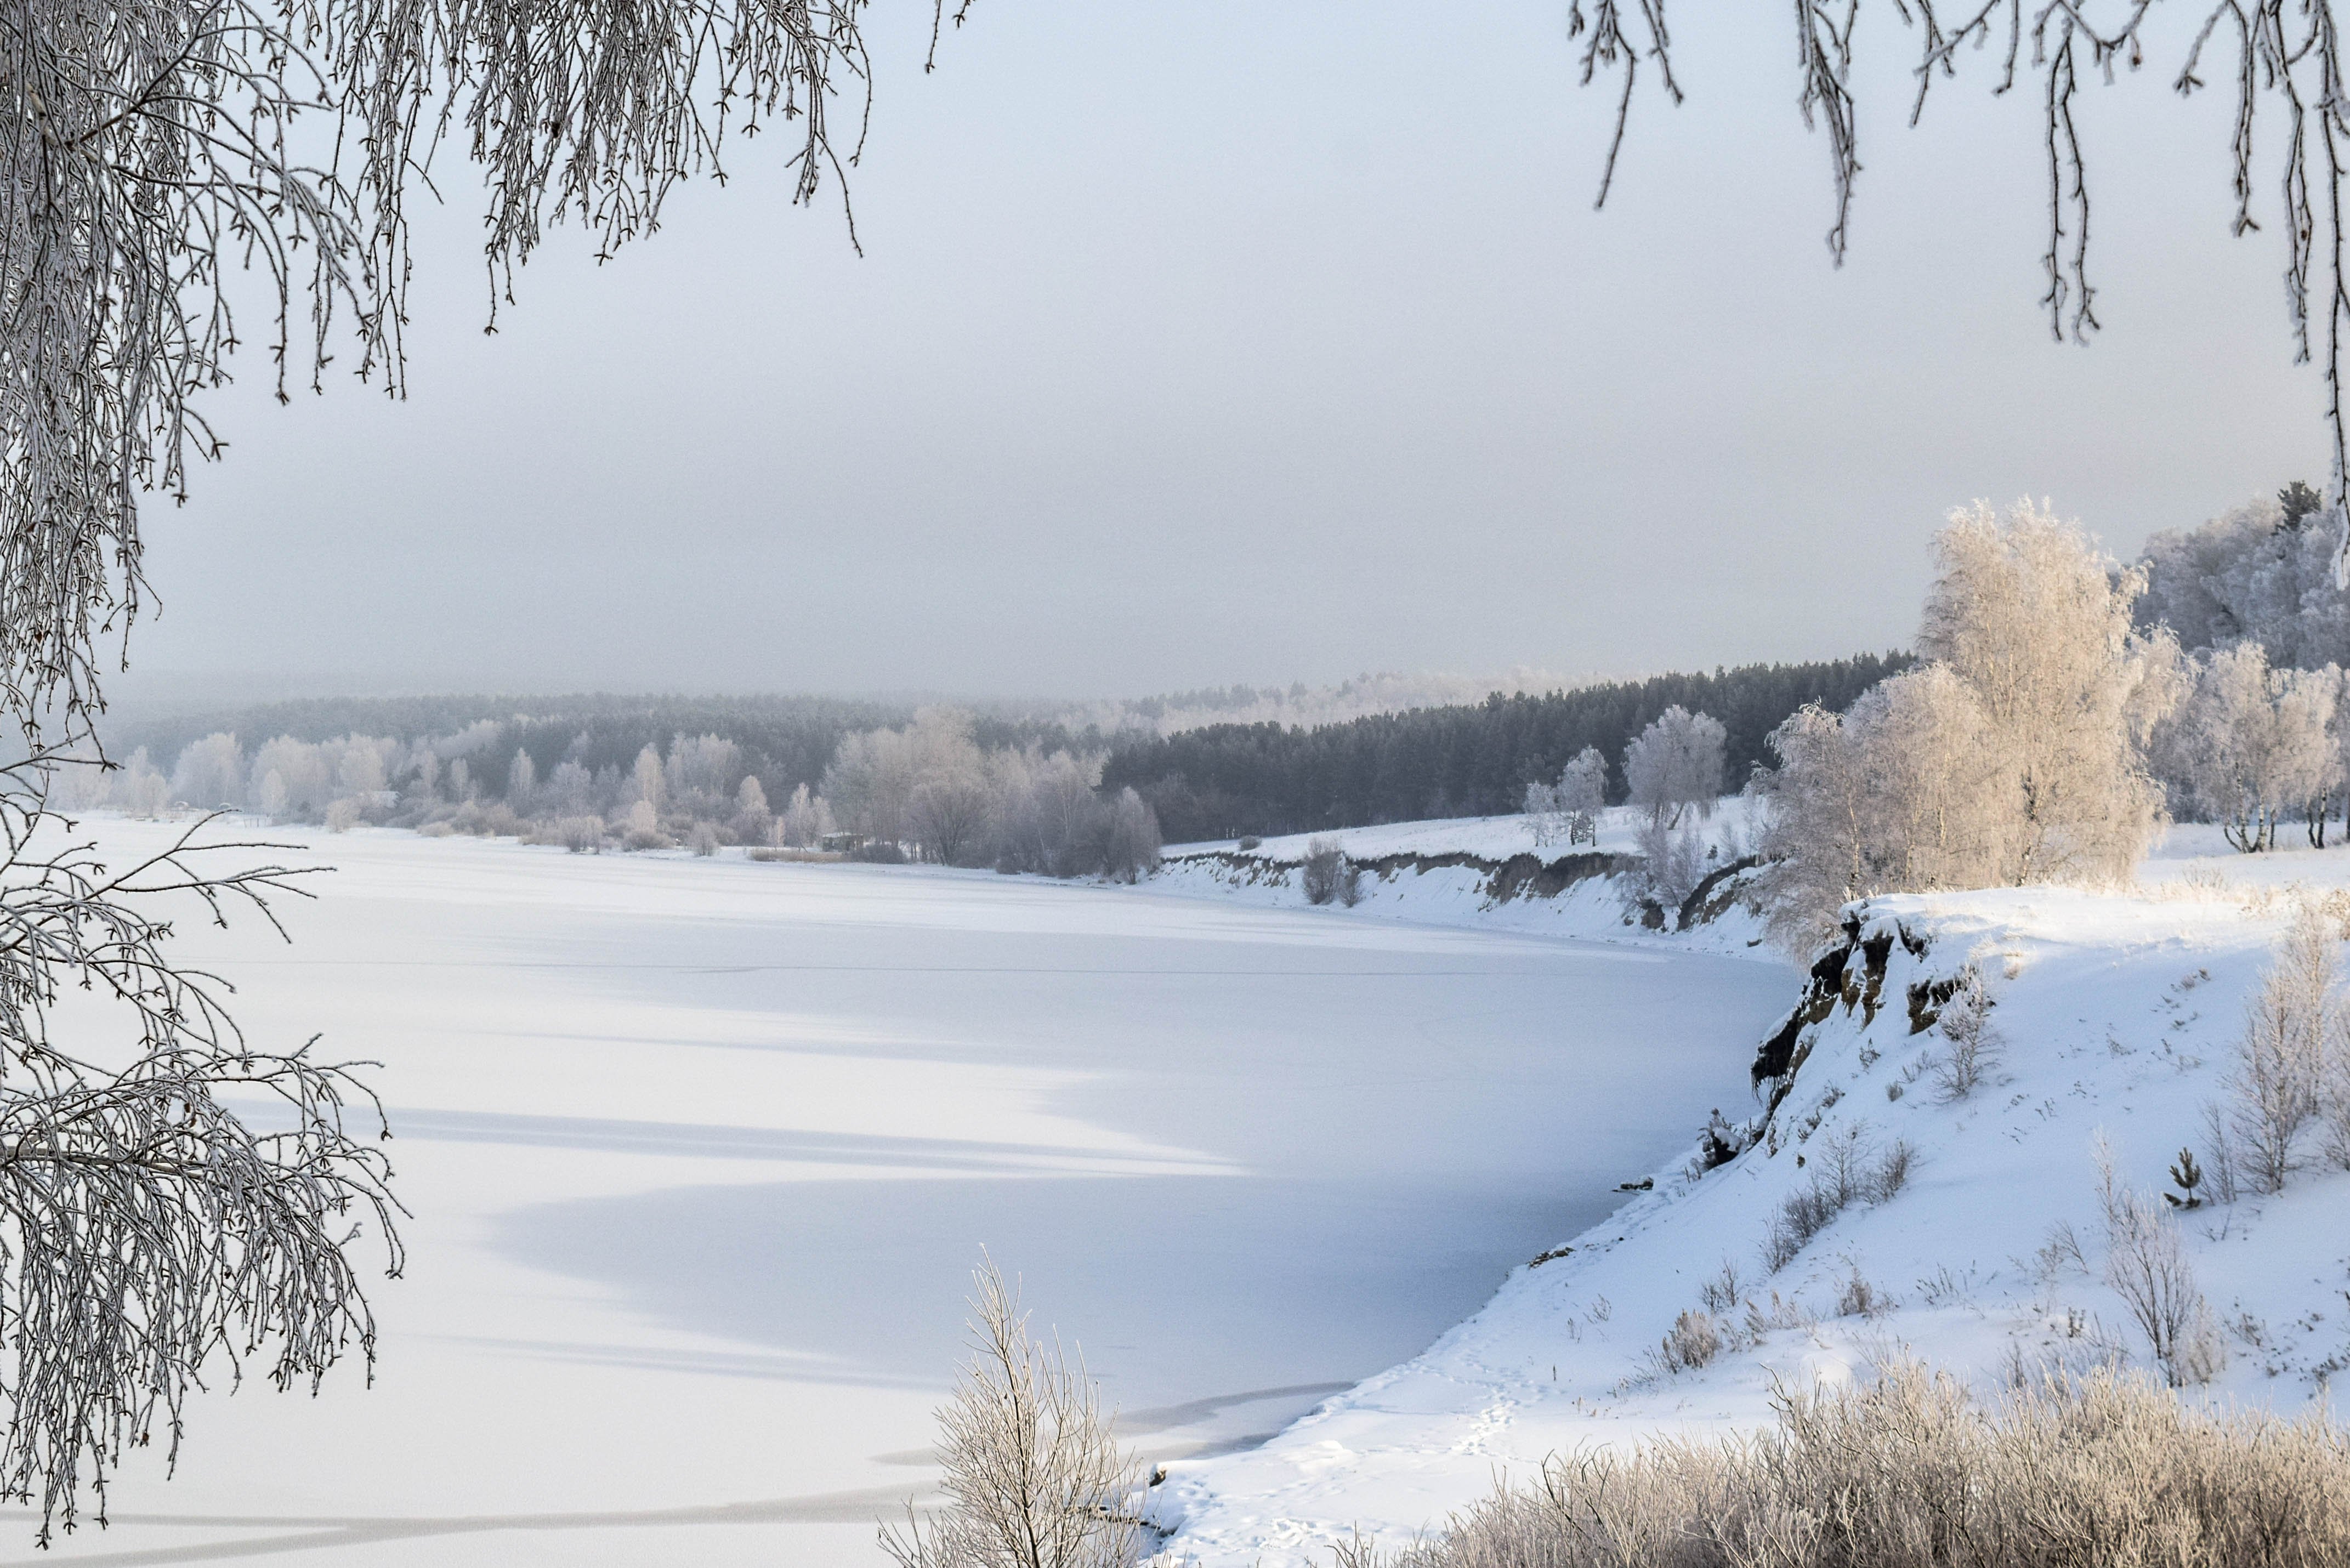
left=5, top=817, right=1789, bottom=1565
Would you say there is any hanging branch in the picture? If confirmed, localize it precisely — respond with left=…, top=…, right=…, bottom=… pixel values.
left=1568, top=0, right=2350, bottom=580
left=0, top=750, right=403, bottom=1539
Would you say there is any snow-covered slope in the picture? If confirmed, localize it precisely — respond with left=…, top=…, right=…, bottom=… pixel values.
left=1155, top=834, right=2350, bottom=1563
left=1151, top=802, right=1770, bottom=957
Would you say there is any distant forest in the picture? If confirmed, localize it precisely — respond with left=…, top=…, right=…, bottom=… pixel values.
left=1098, top=654, right=1912, bottom=843
left=112, top=693, right=1110, bottom=804
left=105, top=657, right=1909, bottom=847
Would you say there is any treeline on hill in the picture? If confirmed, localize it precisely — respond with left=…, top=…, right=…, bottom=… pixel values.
left=1100, top=654, right=1912, bottom=843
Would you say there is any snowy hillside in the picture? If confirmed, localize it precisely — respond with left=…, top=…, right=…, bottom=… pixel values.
left=1154, top=828, right=2350, bottom=1563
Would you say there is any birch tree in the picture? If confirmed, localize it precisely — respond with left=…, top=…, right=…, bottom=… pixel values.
left=2171, top=644, right=2340, bottom=850
left=1624, top=706, right=1727, bottom=828
left=1759, top=501, right=2165, bottom=946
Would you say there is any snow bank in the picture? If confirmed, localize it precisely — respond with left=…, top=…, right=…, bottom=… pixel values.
left=1151, top=801, right=1771, bottom=958
left=1156, top=838, right=2350, bottom=1563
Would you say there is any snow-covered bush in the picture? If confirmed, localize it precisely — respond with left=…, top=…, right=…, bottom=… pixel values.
left=688, top=821, right=720, bottom=856
left=533, top=816, right=604, bottom=853
left=1834, top=1264, right=1891, bottom=1319
left=1697, top=1258, right=1744, bottom=1314
left=1624, top=707, right=1725, bottom=828
left=1301, top=838, right=1356, bottom=906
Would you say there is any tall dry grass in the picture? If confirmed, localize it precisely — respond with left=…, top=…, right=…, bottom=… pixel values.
left=1344, top=1365, right=2350, bottom=1567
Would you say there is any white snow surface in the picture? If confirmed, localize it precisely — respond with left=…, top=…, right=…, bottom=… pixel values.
left=9, top=815, right=1789, bottom=1565
left=1160, top=821, right=2350, bottom=1562
left=28, top=809, right=2350, bottom=1566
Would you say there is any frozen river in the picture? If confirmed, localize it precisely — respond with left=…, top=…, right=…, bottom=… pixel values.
left=8, top=822, right=1789, bottom=1566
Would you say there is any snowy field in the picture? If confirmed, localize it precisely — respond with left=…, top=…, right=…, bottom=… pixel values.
left=2, top=817, right=1790, bottom=1566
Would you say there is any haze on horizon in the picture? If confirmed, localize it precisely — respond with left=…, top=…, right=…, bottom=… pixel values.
left=121, top=2, right=2323, bottom=706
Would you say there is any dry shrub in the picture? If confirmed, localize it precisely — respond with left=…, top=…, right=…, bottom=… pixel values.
left=1365, top=1365, right=2350, bottom=1567
left=1657, top=1311, right=1722, bottom=1374
left=879, top=1259, right=1142, bottom=1568
left=1759, top=1125, right=1916, bottom=1273
left=531, top=815, right=605, bottom=853
left=1930, top=969, right=2001, bottom=1101
left=2096, top=1140, right=2226, bottom=1387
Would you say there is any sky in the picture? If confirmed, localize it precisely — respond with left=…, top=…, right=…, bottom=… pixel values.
left=118, top=2, right=2326, bottom=707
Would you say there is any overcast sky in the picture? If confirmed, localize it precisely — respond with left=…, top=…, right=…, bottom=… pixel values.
left=119, top=2, right=2324, bottom=706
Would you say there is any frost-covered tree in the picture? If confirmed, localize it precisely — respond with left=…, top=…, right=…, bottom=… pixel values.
left=910, top=760, right=995, bottom=867
left=506, top=751, right=537, bottom=815
left=731, top=775, right=772, bottom=845
left=115, top=747, right=172, bottom=818
left=1758, top=665, right=2010, bottom=948
left=1102, top=789, right=1162, bottom=884
left=170, top=734, right=247, bottom=811
left=334, top=739, right=389, bottom=801
left=2232, top=910, right=2337, bottom=1193
left=547, top=760, right=594, bottom=820
left=1523, top=780, right=1566, bottom=847
left=2137, top=489, right=2350, bottom=670
left=2166, top=645, right=2341, bottom=851
left=1624, top=707, right=1725, bottom=828
left=780, top=782, right=836, bottom=848
left=631, top=745, right=667, bottom=816
left=878, top=1259, right=1143, bottom=1568
left=996, top=752, right=1106, bottom=877
left=663, top=734, right=741, bottom=817
left=407, top=750, right=441, bottom=803
left=251, top=740, right=332, bottom=820
left=1558, top=746, right=1607, bottom=845
left=1758, top=503, right=2163, bottom=947
left=620, top=799, right=669, bottom=851
left=1917, top=500, right=2164, bottom=885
